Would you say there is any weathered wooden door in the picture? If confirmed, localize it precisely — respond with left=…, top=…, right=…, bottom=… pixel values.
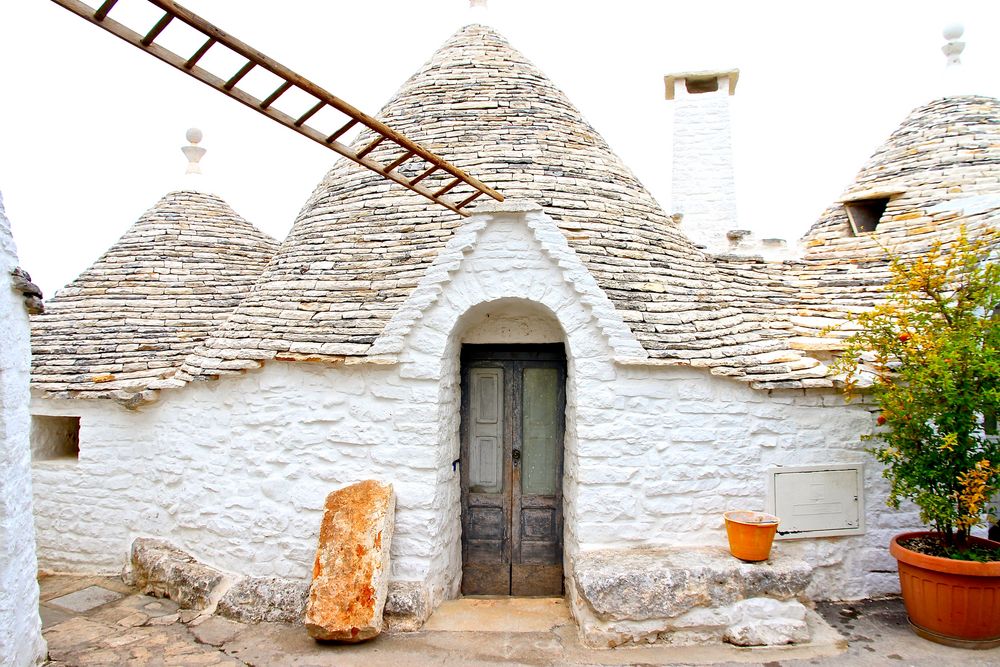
left=460, top=344, right=566, bottom=596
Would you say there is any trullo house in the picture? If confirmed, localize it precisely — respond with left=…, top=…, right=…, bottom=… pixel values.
left=27, top=20, right=1000, bottom=644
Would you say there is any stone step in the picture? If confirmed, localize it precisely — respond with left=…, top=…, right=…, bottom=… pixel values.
left=569, top=546, right=814, bottom=647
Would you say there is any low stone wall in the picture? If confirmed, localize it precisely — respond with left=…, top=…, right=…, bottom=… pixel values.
left=569, top=546, right=814, bottom=647
left=126, top=538, right=430, bottom=631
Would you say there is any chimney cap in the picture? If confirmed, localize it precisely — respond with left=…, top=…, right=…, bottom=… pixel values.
left=664, top=69, right=739, bottom=100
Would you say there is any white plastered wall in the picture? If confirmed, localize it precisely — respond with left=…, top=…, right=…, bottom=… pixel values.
left=0, top=192, right=46, bottom=667
left=32, top=203, right=920, bottom=605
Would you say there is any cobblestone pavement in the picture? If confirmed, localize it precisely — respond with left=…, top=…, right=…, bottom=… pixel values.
left=38, top=574, right=1000, bottom=666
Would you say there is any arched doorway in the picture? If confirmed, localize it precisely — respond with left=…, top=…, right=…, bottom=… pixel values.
left=459, top=343, right=566, bottom=596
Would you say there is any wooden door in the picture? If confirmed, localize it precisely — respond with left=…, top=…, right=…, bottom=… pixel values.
left=460, top=344, right=565, bottom=596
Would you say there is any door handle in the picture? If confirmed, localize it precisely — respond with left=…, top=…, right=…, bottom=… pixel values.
left=512, top=449, right=521, bottom=463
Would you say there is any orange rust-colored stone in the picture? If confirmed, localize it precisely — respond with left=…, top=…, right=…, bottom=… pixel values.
left=304, top=480, right=395, bottom=642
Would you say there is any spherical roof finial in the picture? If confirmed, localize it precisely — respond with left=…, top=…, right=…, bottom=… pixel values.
left=942, top=23, right=964, bottom=41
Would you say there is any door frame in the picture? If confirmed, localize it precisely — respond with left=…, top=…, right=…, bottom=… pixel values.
left=459, top=343, right=567, bottom=596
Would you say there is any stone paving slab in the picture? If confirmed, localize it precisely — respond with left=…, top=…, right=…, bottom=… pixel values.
left=47, top=586, right=124, bottom=612
left=37, top=575, right=1000, bottom=667
left=38, top=604, right=73, bottom=630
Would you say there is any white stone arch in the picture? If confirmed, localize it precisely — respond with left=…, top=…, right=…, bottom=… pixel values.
left=374, top=201, right=639, bottom=602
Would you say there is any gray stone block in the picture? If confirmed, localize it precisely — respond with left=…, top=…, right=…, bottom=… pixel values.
left=129, top=538, right=227, bottom=610
left=217, top=575, right=309, bottom=624
left=383, top=581, right=430, bottom=632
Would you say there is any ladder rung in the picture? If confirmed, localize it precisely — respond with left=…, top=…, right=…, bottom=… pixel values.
left=94, top=0, right=118, bottom=21
left=225, top=61, right=255, bottom=90
left=384, top=151, right=415, bottom=172
left=141, top=13, right=173, bottom=46
left=260, top=80, right=293, bottom=110
left=185, top=37, right=215, bottom=69
left=295, top=100, right=325, bottom=127
left=326, top=119, right=357, bottom=143
left=457, top=191, right=485, bottom=209
left=410, top=165, right=439, bottom=186
left=434, top=178, right=462, bottom=198
left=356, top=136, right=385, bottom=159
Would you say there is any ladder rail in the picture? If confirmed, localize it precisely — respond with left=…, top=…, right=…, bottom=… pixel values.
left=48, top=0, right=504, bottom=215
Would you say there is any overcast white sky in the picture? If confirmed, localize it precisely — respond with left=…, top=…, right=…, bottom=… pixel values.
left=1, top=1, right=998, bottom=296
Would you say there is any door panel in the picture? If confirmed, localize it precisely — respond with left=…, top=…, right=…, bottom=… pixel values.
left=461, top=345, right=565, bottom=597
left=469, top=368, right=503, bottom=494
left=521, top=367, right=560, bottom=495
left=463, top=367, right=510, bottom=594
left=511, top=363, right=564, bottom=595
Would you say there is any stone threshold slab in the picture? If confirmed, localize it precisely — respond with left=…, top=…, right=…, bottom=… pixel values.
left=422, top=597, right=571, bottom=633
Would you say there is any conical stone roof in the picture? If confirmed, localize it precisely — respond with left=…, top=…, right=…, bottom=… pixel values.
left=184, top=24, right=810, bottom=384
left=31, top=190, right=279, bottom=400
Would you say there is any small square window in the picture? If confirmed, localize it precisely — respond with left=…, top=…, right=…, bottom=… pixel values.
left=31, top=415, right=80, bottom=461
left=844, top=198, right=890, bottom=235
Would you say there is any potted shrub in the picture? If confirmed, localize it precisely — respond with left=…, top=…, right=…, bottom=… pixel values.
left=833, top=229, right=1000, bottom=648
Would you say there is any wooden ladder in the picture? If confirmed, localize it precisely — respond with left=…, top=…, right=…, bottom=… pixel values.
left=48, top=0, right=504, bottom=216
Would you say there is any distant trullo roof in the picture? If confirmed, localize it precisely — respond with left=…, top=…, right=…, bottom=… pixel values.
left=787, top=96, right=1000, bottom=350
left=31, top=189, right=278, bottom=401
left=182, top=24, right=811, bottom=383
left=803, top=96, right=1000, bottom=256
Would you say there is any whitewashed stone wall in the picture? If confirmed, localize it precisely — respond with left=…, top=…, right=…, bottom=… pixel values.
left=671, top=76, right=739, bottom=252
left=33, top=205, right=919, bottom=610
left=0, top=193, right=46, bottom=666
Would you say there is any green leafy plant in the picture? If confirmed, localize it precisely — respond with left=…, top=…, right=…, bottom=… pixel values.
left=831, top=228, right=1000, bottom=551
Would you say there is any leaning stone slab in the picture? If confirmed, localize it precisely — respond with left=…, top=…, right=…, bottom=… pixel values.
left=305, top=480, right=395, bottom=642
left=218, top=575, right=310, bottom=624
left=129, top=538, right=227, bottom=610
left=570, top=546, right=813, bottom=647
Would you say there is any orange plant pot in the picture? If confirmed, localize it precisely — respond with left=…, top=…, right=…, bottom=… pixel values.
left=890, top=532, right=1000, bottom=648
left=724, top=511, right=779, bottom=562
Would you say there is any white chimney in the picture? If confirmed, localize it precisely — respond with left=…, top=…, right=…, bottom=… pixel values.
left=665, top=69, right=740, bottom=252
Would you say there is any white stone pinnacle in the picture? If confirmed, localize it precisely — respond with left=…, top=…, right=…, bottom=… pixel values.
left=181, top=127, right=206, bottom=176
left=942, top=23, right=965, bottom=67
left=469, top=0, right=488, bottom=20
left=939, top=22, right=972, bottom=98
left=178, top=127, right=216, bottom=194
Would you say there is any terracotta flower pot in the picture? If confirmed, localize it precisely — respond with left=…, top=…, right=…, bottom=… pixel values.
left=890, top=531, right=1000, bottom=649
left=724, top=511, right=779, bottom=562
